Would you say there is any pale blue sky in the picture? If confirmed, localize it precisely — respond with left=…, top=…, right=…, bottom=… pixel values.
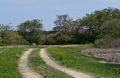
left=0, top=0, right=120, bottom=30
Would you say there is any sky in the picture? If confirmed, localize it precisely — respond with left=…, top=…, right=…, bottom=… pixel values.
left=0, top=0, right=120, bottom=30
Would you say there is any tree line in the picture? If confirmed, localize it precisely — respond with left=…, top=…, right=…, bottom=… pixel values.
left=1, top=7, right=120, bottom=48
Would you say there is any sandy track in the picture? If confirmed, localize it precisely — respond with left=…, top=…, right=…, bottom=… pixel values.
left=18, top=49, right=43, bottom=78
left=40, top=48, right=92, bottom=78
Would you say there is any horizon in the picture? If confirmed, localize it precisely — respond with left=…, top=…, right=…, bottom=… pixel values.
left=0, top=0, right=120, bottom=30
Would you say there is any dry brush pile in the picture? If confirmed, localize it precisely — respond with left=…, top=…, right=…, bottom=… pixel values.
left=82, top=49, right=120, bottom=64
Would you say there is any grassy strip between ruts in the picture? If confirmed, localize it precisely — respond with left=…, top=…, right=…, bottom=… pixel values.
left=0, top=47, right=25, bottom=78
left=47, top=44, right=120, bottom=78
left=28, top=48, right=72, bottom=78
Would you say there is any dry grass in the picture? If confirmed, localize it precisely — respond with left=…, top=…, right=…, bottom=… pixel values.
left=82, top=48, right=120, bottom=64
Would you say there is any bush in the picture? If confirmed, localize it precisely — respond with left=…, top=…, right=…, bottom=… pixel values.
left=95, top=19, right=120, bottom=48
left=95, top=36, right=120, bottom=48
left=95, top=35, right=113, bottom=48
left=83, top=48, right=120, bottom=64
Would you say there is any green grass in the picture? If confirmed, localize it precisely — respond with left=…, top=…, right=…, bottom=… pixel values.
left=47, top=44, right=120, bottom=78
left=28, top=48, right=72, bottom=78
left=0, top=47, right=25, bottom=78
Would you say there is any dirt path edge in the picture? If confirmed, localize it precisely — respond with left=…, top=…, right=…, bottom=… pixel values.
left=40, top=48, right=92, bottom=78
left=18, top=49, right=43, bottom=78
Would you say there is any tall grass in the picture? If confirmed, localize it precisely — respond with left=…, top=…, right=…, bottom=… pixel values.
left=0, top=48, right=24, bottom=78
left=83, top=49, right=120, bottom=64
left=28, top=49, right=72, bottom=78
left=47, top=45, right=120, bottom=78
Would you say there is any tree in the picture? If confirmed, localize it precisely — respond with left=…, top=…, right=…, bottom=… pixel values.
left=100, top=19, right=120, bottom=38
left=53, top=15, right=91, bottom=44
left=0, top=24, right=27, bottom=45
left=42, top=31, right=57, bottom=45
left=80, top=8, right=120, bottom=30
left=95, top=19, right=120, bottom=48
left=53, top=15, right=75, bottom=44
left=5, top=31, right=28, bottom=45
left=54, top=15, right=72, bottom=33
left=0, top=24, right=11, bottom=45
left=18, top=19, right=43, bottom=45
left=78, top=7, right=120, bottom=42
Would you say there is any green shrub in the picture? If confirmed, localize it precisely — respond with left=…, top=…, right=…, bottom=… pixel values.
left=95, top=36, right=120, bottom=48
left=95, top=19, right=120, bottom=48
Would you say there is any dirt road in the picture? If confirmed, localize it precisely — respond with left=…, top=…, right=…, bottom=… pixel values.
left=18, top=49, right=43, bottom=78
left=40, top=48, right=92, bottom=78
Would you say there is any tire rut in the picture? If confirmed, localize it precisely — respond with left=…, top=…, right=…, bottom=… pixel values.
left=18, top=49, right=43, bottom=78
left=40, top=48, right=92, bottom=78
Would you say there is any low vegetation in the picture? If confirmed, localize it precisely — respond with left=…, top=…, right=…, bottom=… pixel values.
left=83, top=49, right=120, bottom=64
left=47, top=45, right=120, bottom=78
left=0, top=47, right=24, bottom=78
left=28, top=49, right=72, bottom=78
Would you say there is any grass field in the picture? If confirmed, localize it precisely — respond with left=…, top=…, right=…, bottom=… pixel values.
left=0, top=47, right=25, bottom=78
left=47, top=44, right=120, bottom=78
left=28, top=48, right=72, bottom=78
